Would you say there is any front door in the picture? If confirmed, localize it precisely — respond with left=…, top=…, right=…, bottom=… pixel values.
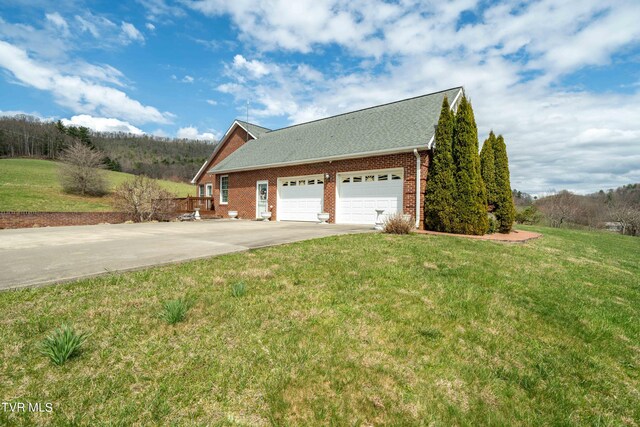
left=256, top=181, right=268, bottom=218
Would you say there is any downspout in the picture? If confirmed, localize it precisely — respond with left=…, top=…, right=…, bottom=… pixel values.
left=413, top=149, right=421, bottom=229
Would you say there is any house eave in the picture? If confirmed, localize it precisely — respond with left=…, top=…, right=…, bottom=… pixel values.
left=209, top=144, right=430, bottom=175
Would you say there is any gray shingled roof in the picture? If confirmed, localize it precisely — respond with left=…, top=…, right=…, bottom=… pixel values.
left=210, top=87, right=462, bottom=173
left=236, top=120, right=271, bottom=138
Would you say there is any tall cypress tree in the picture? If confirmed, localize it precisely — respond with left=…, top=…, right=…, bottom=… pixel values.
left=493, top=134, right=515, bottom=232
left=480, top=131, right=498, bottom=210
left=452, top=96, right=488, bottom=235
left=424, top=96, right=456, bottom=232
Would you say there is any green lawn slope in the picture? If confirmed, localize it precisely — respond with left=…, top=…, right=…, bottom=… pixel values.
left=0, top=159, right=194, bottom=212
left=0, top=226, right=638, bottom=425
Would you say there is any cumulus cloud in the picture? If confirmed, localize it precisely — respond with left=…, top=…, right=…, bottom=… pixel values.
left=202, top=0, right=640, bottom=193
left=145, top=22, right=156, bottom=31
left=232, top=54, right=270, bottom=77
left=176, top=126, right=219, bottom=141
left=62, top=115, right=145, bottom=134
left=0, top=40, right=172, bottom=124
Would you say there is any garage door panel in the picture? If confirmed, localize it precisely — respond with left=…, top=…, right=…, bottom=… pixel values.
left=278, top=176, right=324, bottom=222
left=337, top=170, right=403, bottom=225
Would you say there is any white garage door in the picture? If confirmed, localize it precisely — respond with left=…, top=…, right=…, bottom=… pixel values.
left=336, top=169, right=403, bottom=224
left=277, top=175, right=324, bottom=222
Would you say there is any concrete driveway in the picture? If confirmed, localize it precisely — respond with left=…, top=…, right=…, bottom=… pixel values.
left=0, top=220, right=370, bottom=291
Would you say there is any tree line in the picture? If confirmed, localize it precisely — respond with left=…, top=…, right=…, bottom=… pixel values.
left=0, top=115, right=216, bottom=182
left=514, top=184, right=640, bottom=236
left=424, top=95, right=515, bottom=235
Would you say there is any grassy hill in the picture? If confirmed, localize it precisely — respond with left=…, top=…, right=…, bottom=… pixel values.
left=0, top=226, right=638, bottom=425
left=0, top=158, right=194, bottom=212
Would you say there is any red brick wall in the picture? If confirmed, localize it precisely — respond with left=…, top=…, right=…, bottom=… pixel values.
left=198, top=150, right=430, bottom=228
left=196, top=126, right=253, bottom=194
left=0, top=212, right=130, bottom=229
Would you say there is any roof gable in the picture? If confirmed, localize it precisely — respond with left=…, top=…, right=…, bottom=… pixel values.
left=209, top=87, right=463, bottom=174
left=191, top=120, right=271, bottom=183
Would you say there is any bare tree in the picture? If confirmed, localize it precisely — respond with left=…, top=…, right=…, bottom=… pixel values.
left=58, top=141, right=108, bottom=196
left=113, top=175, right=177, bottom=222
left=535, top=190, right=583, bottom=227
left=608, top=196, right=640, bottom=236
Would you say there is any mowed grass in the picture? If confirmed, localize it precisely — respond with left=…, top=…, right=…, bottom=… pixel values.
left=0, top=226, right=638, bottom=425
left=0, top=159, right=194, bottom=212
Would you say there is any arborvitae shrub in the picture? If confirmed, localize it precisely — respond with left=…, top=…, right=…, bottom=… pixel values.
left=493, top=135, right=516, bottom=232
left=424, top=96, right=456, bottom=232
left=480, top=131, right=498, bottom=210
left=451, top=96, right=488, bottom=235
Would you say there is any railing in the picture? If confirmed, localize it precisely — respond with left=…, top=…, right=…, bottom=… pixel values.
left=173, top=196, right=215, bottom=212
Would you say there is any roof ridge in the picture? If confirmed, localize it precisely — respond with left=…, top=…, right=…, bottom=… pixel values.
left=258, top=86, right=463, bottom=135
left=235, top=119, right=271, bottom=131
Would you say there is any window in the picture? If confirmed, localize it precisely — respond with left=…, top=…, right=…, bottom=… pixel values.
left=220, top=175, right=229, bottom=204
left=308, top=179, right=315, bottom=185
left=317, top=179, right=323, bottom=184
left=378, top=174, right=388, bottom=181
left=290, top=181, right=296, bottom=186
left=352, top=176, right=362, bottom=182
left=391, top=174, right=402, bottom=180
left=365, top=175, right=375, bottom=182
left=199, top=184, right=205, bottom=197
left=298, top=180, right=306, bottom=186
left=283, top=181, right=289, bottom=186
left=342, top=177, right=351, bottom=183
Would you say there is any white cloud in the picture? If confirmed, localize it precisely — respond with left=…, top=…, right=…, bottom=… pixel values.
left=201, top=0, right=640, bottom=193
left=206, top=99, right=217, bottom=106
left=62, top=115, right=145, bottom=134
left=145, top=22, right=156, bottom=31
left=45, top=12, right=69, bottom=35
left=0, top=40, right=172, bottom=124
left=176, top=126, right=218, bottom=141
left=121, top=22, right=145, bottom=44
left=182, top=75, right=194, bottom=83
left=232, top=54, right=270, bottom=77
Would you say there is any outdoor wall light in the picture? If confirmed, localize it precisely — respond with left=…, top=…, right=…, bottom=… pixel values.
left=324, top=172, right=331, bottom=181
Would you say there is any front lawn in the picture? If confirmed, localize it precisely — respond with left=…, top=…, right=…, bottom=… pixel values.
left=0, top=226, right=638, bottom=425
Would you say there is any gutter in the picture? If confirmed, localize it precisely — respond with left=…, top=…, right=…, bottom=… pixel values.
left=413, top=149, right=420, bottom=229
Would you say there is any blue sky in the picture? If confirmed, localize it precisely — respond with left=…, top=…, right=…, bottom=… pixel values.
left=1, top=0, right=639, bottom=193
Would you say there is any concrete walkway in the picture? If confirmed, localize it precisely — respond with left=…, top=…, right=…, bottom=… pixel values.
left=0, top=220, right=370, bottom=291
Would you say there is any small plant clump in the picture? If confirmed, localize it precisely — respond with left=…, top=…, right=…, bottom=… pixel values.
left=383, top=213, right=414, bottom=234
left=160, top=298, right=190, bottom=325
left=231, top=281, right=247, bottom=298
left=40, top=324, right=89, bottom=366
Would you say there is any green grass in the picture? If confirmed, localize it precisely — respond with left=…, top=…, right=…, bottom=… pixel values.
left=0, top=158, right=194, bottom=212
left=0, top=226, right=638, bottom=425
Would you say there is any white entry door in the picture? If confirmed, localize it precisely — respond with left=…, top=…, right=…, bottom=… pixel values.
left=336, top=169, right=403, bottom=224
left=256, top=181, right=268, bottom=218
left=277, top=175, right=324, bottom=222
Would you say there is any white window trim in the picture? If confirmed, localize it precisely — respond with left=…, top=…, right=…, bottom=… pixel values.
left=199, top=184, right=205, bottom=197
left=219, top=175, right=229, bottom=205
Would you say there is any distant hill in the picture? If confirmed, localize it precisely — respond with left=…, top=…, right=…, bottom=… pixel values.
left=0, top=159, right=194, bottom=212
left=0, top=115, right=216, bottom=182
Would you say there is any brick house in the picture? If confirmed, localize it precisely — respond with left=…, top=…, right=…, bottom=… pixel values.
left=192, top=87, right=463, bottom=228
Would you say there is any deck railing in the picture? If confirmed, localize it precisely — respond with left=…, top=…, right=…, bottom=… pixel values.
left=173, top=196, right=215, bottom=212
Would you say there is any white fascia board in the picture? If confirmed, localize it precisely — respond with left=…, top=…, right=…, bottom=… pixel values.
left=428, top=87, right=464, bottom=150
left=191, top=120, right=259, bottom=183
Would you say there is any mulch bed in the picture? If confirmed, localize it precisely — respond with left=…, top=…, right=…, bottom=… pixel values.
left=415, top=228, right=542, bottom=243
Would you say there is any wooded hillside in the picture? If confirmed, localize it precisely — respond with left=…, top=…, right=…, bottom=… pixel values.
left=0, top=115, right=216, bottom=181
